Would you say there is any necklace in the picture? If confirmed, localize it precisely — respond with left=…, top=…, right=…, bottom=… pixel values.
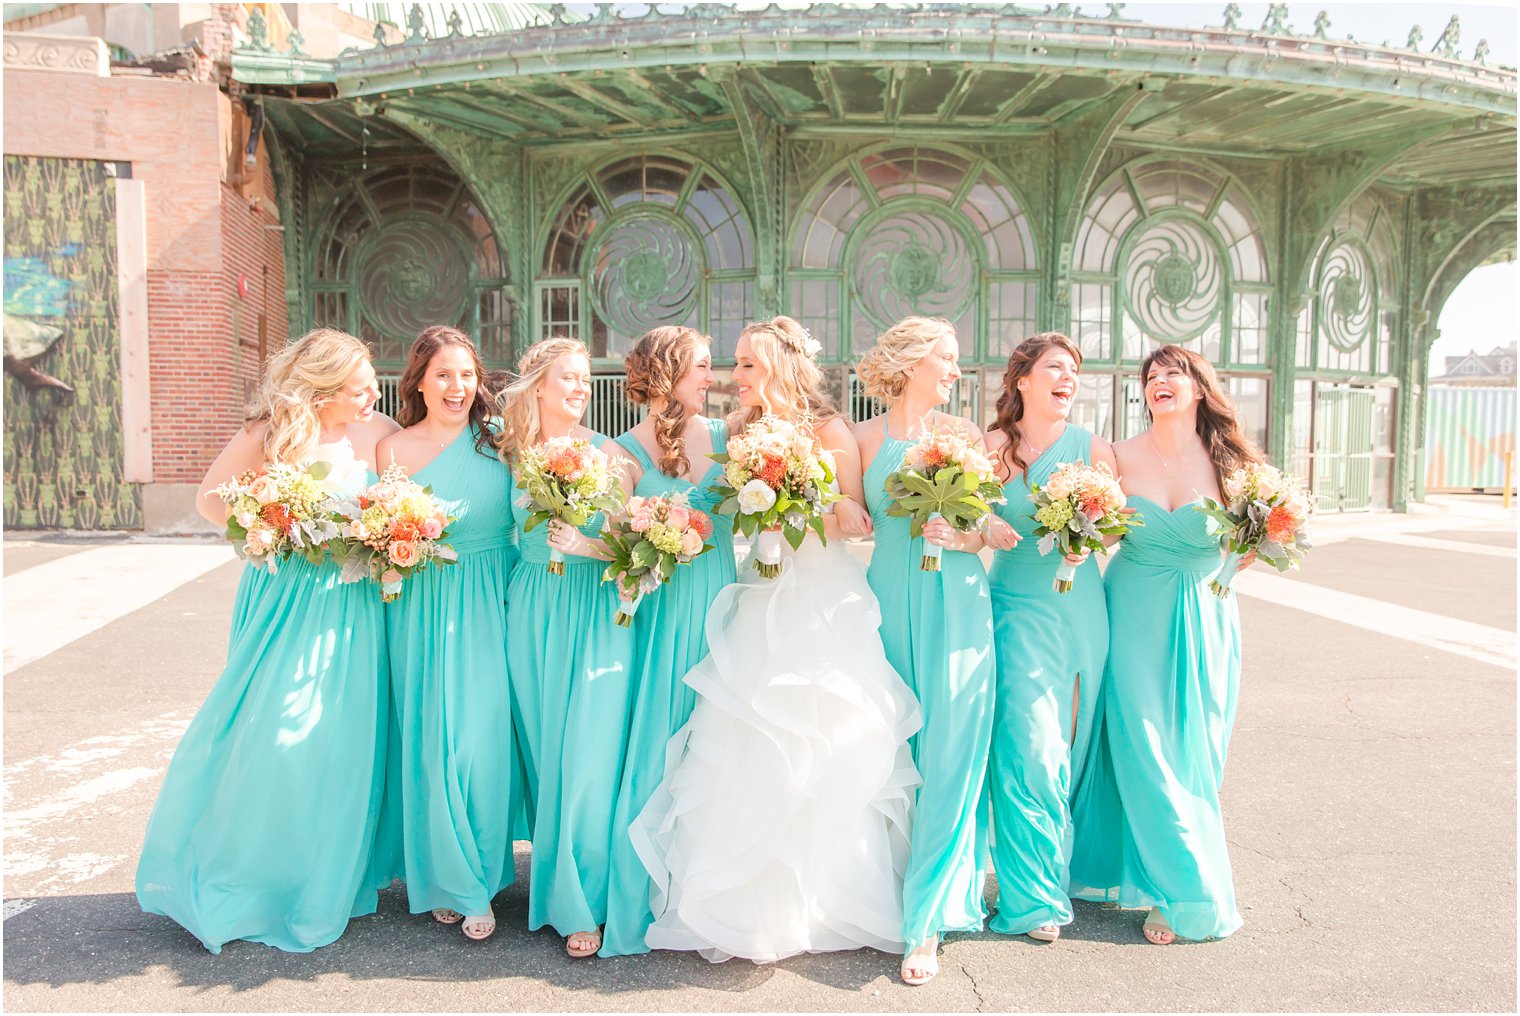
left=1150, top=432, right=1176, bottom=468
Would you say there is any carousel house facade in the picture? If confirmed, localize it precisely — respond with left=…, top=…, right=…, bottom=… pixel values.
left=3, top=2, right=1516, bottom=527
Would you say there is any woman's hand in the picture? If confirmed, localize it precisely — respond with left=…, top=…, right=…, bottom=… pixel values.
left=1063, top=545, right=1092, bottom=567
left=547, top=518, right=597, bottom=558
left=983, top=516, right=1021, bottom=552
left=922, top=515, right=962, bottom=550
left=834, top=497, right=873, bottom=538
left=1235, top=549, right=1258, bottom=573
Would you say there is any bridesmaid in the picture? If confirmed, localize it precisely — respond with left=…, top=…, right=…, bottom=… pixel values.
left=599, top=326, right=737, bottom=958
left=136, top=328, right=398, bottom=952
left=495, top=337, right=637, bottom=959
left=1069, top=343, right=1258, bottom=945
left=854, top=316, right=996, bottom=986
left=980, top=333, right=1115, bottom=943
left=377, top=326, right=520, bottom=942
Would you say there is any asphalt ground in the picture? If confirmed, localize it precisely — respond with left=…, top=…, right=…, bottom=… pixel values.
left=3, top=497, right=1515, bottom=1012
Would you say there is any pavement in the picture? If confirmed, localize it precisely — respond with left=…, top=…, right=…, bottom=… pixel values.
left=3, top=495, right=1515, bottom=1013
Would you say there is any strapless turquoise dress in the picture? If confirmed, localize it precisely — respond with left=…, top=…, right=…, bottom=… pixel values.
left=506, top=432, right=636, bottom=936
left=1069, top=495, right=1244, bottom=941
left=600, top=420, right=738, bottom=957
left=984, top=425, right=1109, bottom=935
left=385, top=423, right=521, bottom=918
left=863, top=422, right=996, bottom=952
left=136, top=469, right=390, bottom=953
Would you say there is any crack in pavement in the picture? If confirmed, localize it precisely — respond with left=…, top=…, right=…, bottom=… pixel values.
left=959, top=960, right=987, bottom=1012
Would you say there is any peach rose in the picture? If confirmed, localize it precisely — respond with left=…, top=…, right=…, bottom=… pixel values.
left=420, top=517, right=443, bottom=540
left=680, top=529, right=703, bottom=556
left=249, top=475, right=280, bottom=505
left=388, top=540, right=420, bottom=568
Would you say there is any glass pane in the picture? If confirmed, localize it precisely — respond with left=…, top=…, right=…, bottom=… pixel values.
left=1226, top=376, right=1270, bottom=454
left=1292, top=379, right=1314, bottom=481
left=1070, top=371, right=1116, bottom=442
left=1071, top=282, right=1111, bottom=361
left=790, top=277, right=841, bottom=362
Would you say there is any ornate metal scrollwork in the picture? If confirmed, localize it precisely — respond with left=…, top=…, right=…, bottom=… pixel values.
left=1123, top=215, right=1223, bottom=340
left=853, top=208, right=977, bottom=331
left=1318, top=239, right=1374, bottom=352
left=355, top=218, right=472, bottom=340
left=587, top=209, right=702, bottom=336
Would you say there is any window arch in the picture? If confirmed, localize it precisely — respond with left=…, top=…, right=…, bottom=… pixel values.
left=789, top=144, right=1039, bottom=362
left=1297, top=192, right=1400, bottom=375
left=537, top=153, right=755, bottom=360
left=1070, top=159, right=1270, bottom=367
left=310, top=164, right=509, bottom=367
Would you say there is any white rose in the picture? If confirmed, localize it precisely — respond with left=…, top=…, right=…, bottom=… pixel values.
left=1254, top=469, right=1280, bottom=501
left=736, top=478, right=778, bottom=515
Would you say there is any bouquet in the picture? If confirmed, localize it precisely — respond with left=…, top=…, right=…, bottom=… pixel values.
left=515, top=436, right=625, bottom=574
left=601, top=492, right=714, bottom=626
left=211, top=461, right=344, bottom=571
left=1029, top=461, right=1143, bottom=593
left=332, top=463, right=458, bottom=601
left=1195, top=462, right=1313, bottom=598
left=709, top=414, right=841, bottom=579
left=883, top=424, right=1005, bottom=571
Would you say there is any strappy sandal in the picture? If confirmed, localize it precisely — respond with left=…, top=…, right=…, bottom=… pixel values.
left=432, top=909, right=463, bottom=925
left=900, top=936, right=939, bottom=986
left=1027, top=924, right=1061, bottom=942
left=1142, top=909, right=1175, bottom=945
left=566, top=929, right=601, bottom=958
left=462, top=908, right=496, bottom=941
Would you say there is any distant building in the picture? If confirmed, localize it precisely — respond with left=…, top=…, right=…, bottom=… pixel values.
left=1430, top=342, right=1518, bottom=386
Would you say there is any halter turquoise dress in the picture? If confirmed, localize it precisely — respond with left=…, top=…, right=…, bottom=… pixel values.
left=385, top=423, right=521, bottom=919
left=136, top=467, right=391, bottom=953
left=863, top=420, right=996, bottom=953
left=983, top=424, right=1109, bottom=935
left=1069, top=495, right=1243, bottom=941
left=507, top=432, right=636, bottom=937
left=600, top=419, right=737, bottom=957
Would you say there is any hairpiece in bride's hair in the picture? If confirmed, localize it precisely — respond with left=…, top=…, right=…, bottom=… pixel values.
left=777, top=323, right=823, bottom=359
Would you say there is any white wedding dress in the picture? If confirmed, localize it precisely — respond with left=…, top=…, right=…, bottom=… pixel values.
left=630, top=536, right=923, bottom=963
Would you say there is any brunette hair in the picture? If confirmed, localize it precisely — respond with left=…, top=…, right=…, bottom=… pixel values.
left=245, top=327, right=370, bottom=466
left=730, top=315, right=836, bottom=436
left=493, top=336, right=589, bottom=464
left=396, top=325, right=496, bottom=455
left=990, top=332, right=1083, bottom=478
left=624, top=326, right=708, bottom=478
left=1140, top=344, right=1261, bottom=492
left=855, top=316, right=957, bottom=402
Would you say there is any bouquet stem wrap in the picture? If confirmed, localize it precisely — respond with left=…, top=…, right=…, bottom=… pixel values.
left=547, top=545, right=566, bottom=576
left=614, top=589, right=641, bottom=627
left=1209, top=549, right=1243, bottom=598
left=1053, top=558, right=1077, bottom=594
left=920, top=511, right=944, bottom=572
left=755, top=529, right=783, bottom=579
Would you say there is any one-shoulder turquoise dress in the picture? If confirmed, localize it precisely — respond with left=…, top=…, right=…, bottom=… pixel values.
left=863, top=421, right=996, bottom=953
left=386, top=423, right=521, bottom=919
left=600, top=419, right=737, bottom=957
left=1069, top=495, right=1244, bottom=941
left=984, top=425, right=1109, bottom=936
left=506, top=432, right=635, bottom=937
left=136, top=466, right=390, bottom=953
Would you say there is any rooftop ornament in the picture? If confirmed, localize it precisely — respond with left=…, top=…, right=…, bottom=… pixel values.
left=1313, top=11, right=1330, bottom=40
left=1222, top=3, right=1240, bottom=31
left=405, top=4, right=430, bottom=44
left=244, top=5, right=272, bottom=52
left=1406, top=25, right=1423, bottom=51
left=1474, top=39, right=1490, bottom=66
left=1261, top=4, right=1290, bottom=35
left=1433, top=16, right=1460, bottom=59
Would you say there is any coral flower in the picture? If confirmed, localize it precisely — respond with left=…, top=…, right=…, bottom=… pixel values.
left=689, top=509, right=712, bottom=539
left=391, top=519, right=422, bottom=544
left=259, top=502, right=293, bottom=533
left=756, top=454, right=787, bottom=488
left=1266, top=502, right=1299, bottom=544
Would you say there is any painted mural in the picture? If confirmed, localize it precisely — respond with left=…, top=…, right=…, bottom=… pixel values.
left=3, top=156, right=141, bottom=529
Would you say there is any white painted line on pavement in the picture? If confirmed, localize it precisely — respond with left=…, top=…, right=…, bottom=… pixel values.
left=3, top=543, right=234, bottom=674
left=3, top=899, right=37, bottom=921
left=1346, top=532, right=1517, bottom=558
left=1235, top=570, right=1516, bottom=671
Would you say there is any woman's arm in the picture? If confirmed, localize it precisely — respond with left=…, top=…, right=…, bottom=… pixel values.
left=817, top=415, right=872, bottom=540
left=195, top=424, right=268, bottom=527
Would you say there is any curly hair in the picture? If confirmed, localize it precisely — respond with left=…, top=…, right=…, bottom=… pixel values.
left=989, top=332, right=1083, bottom=478
left=1141, top=344, right=1262, bottom=493
left=730, top=316, right=836, bottom=436
left=396, top=325, right=496, bottom=455
left=624, top=325, right=708, bottom=478
left=855, top=316, right=957, bottom=402
left=493, top=336, right=590, bottom=464
left=244, top=327, right=371, bottom=466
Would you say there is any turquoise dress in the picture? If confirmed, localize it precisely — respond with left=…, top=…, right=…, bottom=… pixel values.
left=984, top=425, right=1108, bottom=935
left=1068, top=495, right=1244, bottom=941
left=863, top=421, right=996, bottom=952
left=506, top=432, right=636, bottom=936
left=136, top=469, right=390, bottom=953
left=600, top=420, right=737, bottom=957
left=386, top=424, right=521, bottom=918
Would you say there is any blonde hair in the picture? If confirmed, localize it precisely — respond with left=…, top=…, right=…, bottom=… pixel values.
left=625, top=326, right=706, bottom=478
left=245, top=327, right=370, bottom=466
left=730, top=316, right=836, bottom=436
left=494, top=336, right=590, bottom=464
left=856, top=316, right=957, bottom=401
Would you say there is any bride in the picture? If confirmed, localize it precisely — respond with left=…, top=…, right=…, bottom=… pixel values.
left=630, top=316, right=923, bottom=964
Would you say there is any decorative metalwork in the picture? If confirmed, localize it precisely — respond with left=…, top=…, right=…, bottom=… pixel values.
left=1474, top=39, right=1490, bottom=65
left=1433, top=16, right=1460, bottom=59
left=1123, top=215, right=1223, bottom=340
left=1313, top=11, right=1330, bottom=39
left=244, top=6, right=271, bottom=51
left=405, top=3, right=429, bottom=44
left=1222, top=3, right=1240, bottom=31
left=355, top=218, right=472, bottom=341
left=1261, top=4, right=1289, bottom=35
left=287, top=29, right=305, bottom=56
left=1405, top=25, right=1423, bottom=51
left=853, top=209, right=977, bottom=331
left=587, top=210, right=701, bottom=336
left=1317, top=239, right=1374, bottom=352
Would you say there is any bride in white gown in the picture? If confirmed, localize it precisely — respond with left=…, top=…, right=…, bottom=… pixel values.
left=631, top=316, right=923, bottom=964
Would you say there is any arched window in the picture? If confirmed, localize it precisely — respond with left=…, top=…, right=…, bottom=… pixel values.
left=1297, top=192, right=1399, bottom=376
left=790, top=145, right=1039, bottom=362
left=1070, top=159, right=1270, bottom=367
left=311, top=164, right=509, bottom=367
left=537, top=153, right=755, bottom=360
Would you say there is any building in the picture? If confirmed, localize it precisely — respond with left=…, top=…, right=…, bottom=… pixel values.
left=4, top=2, right=1516, bottom=528
left=1430, top=341, right=1517, bottom=386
